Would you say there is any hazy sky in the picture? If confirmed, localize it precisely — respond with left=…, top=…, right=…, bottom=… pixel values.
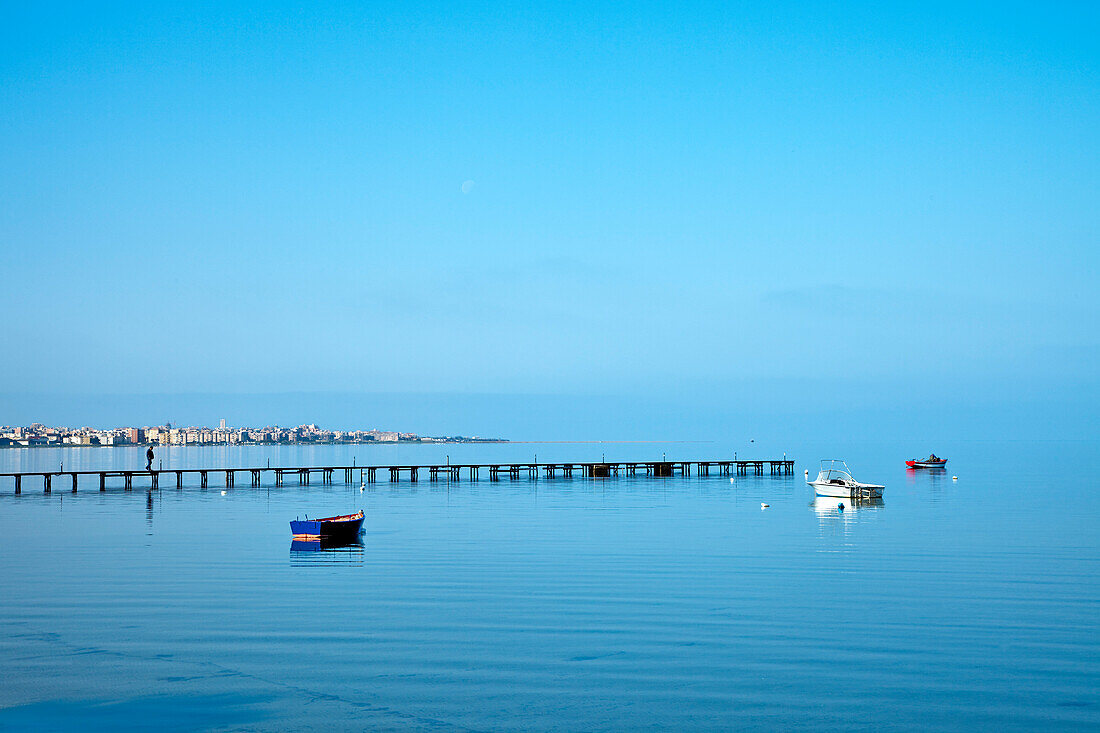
left=2, top=2, right=1097, bottom=436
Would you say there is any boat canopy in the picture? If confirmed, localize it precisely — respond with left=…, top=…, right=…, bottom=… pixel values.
left=816, top=459, right=855, bottom=482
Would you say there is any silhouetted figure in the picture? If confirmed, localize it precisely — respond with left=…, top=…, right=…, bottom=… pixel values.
left=146, top=445, right=154, bottom=471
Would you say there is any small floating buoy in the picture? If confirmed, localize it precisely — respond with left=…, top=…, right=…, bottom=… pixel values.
left=360, top=486, right=365, bottom=492
left=952, top=476, right=958, bottom=481
left=729, top=477, right=735, bottom=483
left=804, top=469, right=809, bottom=476
left=220, top=490, right=226, bottom=496
left=760, top=502, right=769, bottom=509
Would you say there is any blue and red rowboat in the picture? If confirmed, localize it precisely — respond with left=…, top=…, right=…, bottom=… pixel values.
left=290, top=510, right=364, bottom=541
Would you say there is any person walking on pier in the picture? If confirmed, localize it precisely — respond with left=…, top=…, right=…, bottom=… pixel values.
left=146, top=445, right=155, bottom=471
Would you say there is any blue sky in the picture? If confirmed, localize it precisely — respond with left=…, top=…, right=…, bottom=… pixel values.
left=1, top=1, right=1097, bottom=437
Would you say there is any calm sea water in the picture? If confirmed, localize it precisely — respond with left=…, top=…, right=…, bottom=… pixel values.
left=0, top=439, right=1097, bottom=731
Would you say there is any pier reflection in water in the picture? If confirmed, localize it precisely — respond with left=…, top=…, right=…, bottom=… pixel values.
left=290, top=538, right=365, bottom=566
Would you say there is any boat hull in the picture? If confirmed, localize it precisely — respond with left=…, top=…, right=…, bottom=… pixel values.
left=290, top=511, right=364, bottom=541
left=906, top=459, right=947, bottom=469
left=809, top=481, right=884, bottom=498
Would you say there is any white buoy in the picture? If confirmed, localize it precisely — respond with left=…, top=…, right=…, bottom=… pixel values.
left=220, top=490, right=226, bottom=496
left=729, top=477, right=735, bottom=483
left=761, top=502, right=769, bottom=508
left=804, top=469, right=809, bottom=476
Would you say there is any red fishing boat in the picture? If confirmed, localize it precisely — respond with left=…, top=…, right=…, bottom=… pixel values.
left=906, top=454, right=947, bottom=469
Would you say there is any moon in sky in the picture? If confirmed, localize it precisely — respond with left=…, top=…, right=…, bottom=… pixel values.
left=461, top=180, right=475, bottom=194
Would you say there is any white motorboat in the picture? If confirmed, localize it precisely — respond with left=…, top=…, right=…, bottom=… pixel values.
left=808, top=460, right=884, bottom=498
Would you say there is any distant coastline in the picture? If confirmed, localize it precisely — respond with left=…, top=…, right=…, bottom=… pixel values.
left=0, top=422, right=507, bottom=448
left=0, top=439, right=509, bottom=449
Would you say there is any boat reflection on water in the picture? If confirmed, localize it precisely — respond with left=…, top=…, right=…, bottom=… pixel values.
left=290, top=537, right=365, bottom=566
left=905, top=466, right=949, bottom=493
left=812, top=495, right=884, bottom=533
left=812, top=495, right=884, bottom=514
left=906, top=466, right=947, bottom=478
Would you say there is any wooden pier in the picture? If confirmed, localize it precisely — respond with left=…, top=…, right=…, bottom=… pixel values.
left=0, top=459, right=795, bottom=494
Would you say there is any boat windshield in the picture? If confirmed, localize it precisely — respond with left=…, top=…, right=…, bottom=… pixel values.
left=817, top=459, right=854, bottom=483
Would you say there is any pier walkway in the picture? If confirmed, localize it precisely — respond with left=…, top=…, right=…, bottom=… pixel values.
left=0, top=459, right=795, bottom=494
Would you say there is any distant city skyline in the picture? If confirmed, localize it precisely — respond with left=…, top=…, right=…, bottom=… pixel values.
left=1, top=420, right=499, bottom=448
